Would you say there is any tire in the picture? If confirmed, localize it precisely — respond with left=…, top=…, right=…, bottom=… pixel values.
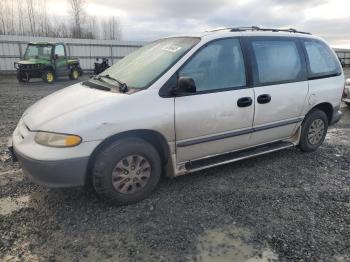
left=92, top=138, right=162, bottom=205
left=69, top=67, right=80, bottom=80
left=298, top=109, right=328, bottom=152
left=17, top=71, right=29, bottom=82
left=42, top=69, right=55, bottom=84
left=77, top=66, right=83, bottom=76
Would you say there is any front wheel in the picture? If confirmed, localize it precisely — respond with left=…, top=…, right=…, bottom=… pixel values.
left=42, top=70, right=55, bottom=84
left=17, top=71, right=29, bottom=82
left=92, top=138, right=161, bottom=205
left=298, top=109, right=328, bottom=152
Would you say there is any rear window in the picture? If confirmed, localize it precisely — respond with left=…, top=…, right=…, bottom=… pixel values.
left=251, top=40, right=303, bottom=85
left=303, top=40, right=341, bottom=79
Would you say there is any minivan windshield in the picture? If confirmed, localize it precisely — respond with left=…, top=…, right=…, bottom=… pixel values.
left=24, top=44, right=52, bottom=60
left=99, top=37, right=200, bottom=89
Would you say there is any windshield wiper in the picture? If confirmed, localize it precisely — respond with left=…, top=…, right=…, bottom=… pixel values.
left=99, top=74, right=128, bottom=93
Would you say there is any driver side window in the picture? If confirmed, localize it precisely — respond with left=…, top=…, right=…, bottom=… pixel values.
left=179, top=38, right=246, bottom=92
left=54, top=45, right=65, bottom=57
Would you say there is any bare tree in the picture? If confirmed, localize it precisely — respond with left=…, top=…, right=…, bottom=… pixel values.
left=0, top=0, right=122, bottom=40
left=0, top=1, right=6, bottom=34
left=26, top=0, right=36, bottom=36
left=86, top=15, right=98, bottom=39
left=8, top=0, right=15, bottom=34
left=101, top=16, right=122, bottom=40
left=69, top=0, right=86, bottom=38
left=36, top=0, right=50, bottom=36
left=17, top=0, right=25, bottom=35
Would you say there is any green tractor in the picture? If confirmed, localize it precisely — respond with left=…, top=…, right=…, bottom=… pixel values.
left=14, top=42, right=83, bottom=84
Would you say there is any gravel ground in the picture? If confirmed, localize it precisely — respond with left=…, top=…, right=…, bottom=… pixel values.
left=0, top=72, right=350, bottom=262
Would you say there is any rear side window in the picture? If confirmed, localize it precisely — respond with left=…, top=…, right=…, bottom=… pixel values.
left=251, top=40, right=303, bottom=85
left=303, top=40, right=341, bottom=79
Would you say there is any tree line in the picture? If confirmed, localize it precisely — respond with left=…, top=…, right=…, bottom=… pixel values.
left=0, top=0, right=122, bottom=40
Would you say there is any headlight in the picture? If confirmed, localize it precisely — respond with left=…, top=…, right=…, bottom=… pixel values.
left=34, top=131, right=82, bottom=147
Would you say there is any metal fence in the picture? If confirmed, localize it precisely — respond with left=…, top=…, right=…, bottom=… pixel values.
left=0, top=35, right=145, bottom=72
left=0, top=35, right=349, bottom=72
left=334, top=48, right=350, bottom=67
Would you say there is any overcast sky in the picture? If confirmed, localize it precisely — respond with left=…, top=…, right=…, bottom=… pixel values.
left=48, top=0, right=350, bottom=48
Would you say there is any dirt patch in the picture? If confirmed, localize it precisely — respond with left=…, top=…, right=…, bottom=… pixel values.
left=195, top=227, right=278, bottom=261
left=0, top=75, right=349, bottom=261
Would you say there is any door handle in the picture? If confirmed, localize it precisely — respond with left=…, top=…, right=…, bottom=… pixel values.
left=237, top=97, right=253, bottom=107
left=257, top=94, right=271, bottom=104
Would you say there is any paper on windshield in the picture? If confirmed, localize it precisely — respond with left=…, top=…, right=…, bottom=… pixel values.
left=161, top=44, right=182, bottom=53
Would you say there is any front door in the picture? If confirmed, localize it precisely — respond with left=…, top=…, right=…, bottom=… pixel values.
left=247, top=37, right=309, bottom=145
left=54, top=44, right=68, bottom=76
left=174, top=38, right=255, bottom=163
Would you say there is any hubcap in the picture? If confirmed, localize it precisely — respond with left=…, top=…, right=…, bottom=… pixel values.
left=308, top=119, right=325, bottom=145
left=111, top=155, right=151, bottom=194
left=47, top=72, right=53, bottom=82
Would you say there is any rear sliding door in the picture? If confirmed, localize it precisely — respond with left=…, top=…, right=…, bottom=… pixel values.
left=245, top=37, right=309, bottom=145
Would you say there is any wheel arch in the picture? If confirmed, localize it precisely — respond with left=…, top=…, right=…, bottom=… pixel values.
left=310, top=102, right=333, bottom=124
left=69, top=61, right=80, bottom=67
left=42, top=66, right=55, bottom=74
left=69, top=62, right=83, bottom=75
left=85, top=129, right=171, bottom=185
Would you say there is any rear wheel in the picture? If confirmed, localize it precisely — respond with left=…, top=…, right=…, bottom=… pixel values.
left=298, top=109, right=328, bottom=152
left=92, top=138, right=161, bottom=205
left=42, top=70, right=55, bottom=84
left=69, top=67, right=80, bottom=80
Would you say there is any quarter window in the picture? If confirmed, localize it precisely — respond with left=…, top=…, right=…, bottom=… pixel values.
left=304, top=40, right=341, bottom=78
left=55, top=45, right=65, bottom=57
left=251, top=40, right=302, bottom=84
left=179, top=38, right=246, bottom=92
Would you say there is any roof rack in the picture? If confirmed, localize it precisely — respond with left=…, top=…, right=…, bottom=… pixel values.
left=207, top=26, right=311, bottom=35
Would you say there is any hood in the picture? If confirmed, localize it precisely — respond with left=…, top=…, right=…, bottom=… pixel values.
left=23, top=82, right=128, bottom=130
left=17, top=58, right=50, bottom=65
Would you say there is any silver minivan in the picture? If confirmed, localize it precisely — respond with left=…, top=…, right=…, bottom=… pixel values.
left=9, top=27, right=344, bottom=204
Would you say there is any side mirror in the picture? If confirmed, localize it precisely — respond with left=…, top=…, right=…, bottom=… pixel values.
left=53, top=54, right=59, bottom=60
left=173, top=76, right=196, bottom=94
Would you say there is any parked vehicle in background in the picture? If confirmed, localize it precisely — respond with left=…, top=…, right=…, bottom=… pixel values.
left=9, top=27, right=344, bottom=205
left=14, top=42, right=83, bottom=84
left=343, top=78, right=350, bottom=106
left=94, top=58, right=110, bottom=75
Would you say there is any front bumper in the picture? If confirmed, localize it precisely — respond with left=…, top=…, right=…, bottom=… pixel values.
left=8, top=119, right=99, bottom=188
left=13, top=146, right=89, bottom=188
left=16, top=69, right=43, bottom=78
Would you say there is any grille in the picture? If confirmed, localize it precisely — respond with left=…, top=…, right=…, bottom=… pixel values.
left=20, top=64, right=41, bottom=69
